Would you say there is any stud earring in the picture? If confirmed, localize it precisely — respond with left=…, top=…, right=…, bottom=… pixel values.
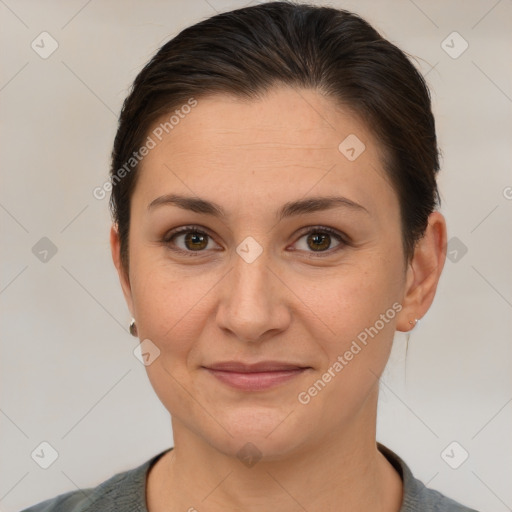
left=409, top=318, right=419, bottom=328
left=129, top=318, right=138, bottom=337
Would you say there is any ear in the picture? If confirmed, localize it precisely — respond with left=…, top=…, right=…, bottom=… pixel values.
left=396, top=211, right=447, bottom=332
left=110, top=225, right=134, bottom=316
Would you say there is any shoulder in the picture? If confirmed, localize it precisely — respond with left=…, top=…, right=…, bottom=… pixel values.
left=20, top=449, right=172, bottom=512
left=377, top=443, right=481, bottom=512
left=407, top=485, right=480, bottom=512
left=19, top=489, right=95, bottom=512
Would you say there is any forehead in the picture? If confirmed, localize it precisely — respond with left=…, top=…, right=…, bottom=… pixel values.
left=148, top=87, right=374, bottom=160
left=134, top=87, right=396, bottom=217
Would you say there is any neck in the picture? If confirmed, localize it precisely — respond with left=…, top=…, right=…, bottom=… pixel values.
left=147, top=390, right=403, bottom=512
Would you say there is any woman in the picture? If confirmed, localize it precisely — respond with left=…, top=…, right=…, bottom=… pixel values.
left=22, top=2, right=480, bottom=511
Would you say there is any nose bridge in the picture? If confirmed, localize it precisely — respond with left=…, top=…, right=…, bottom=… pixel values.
left=230, top=245, right=273, bottom=311
left=217, top=243, right=286, bottom=341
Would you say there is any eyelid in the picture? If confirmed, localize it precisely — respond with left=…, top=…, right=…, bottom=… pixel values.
left=294, top=225, right=349, bottom=244
left=163, top=224, right=214, bottom=243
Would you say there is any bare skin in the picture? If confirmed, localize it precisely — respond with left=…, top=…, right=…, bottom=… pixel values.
left=110, top=86, right=447, bottom=512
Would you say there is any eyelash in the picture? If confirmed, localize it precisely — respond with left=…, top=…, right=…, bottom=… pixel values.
left=162, top=225, right=349, bottom=258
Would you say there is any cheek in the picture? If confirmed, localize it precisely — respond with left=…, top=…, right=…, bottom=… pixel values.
left=293, top=263, right=402, bottom=427
left=302, top=255, right=402, bottom=338
left=300, top=253, right=404, bottom=405
left=129, top=264, right=207, bottom=413
left=131, top=266, right=200, bottom=344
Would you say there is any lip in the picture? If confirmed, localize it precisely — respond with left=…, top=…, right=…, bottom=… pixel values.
left=202, top=361, right=311, bottom=391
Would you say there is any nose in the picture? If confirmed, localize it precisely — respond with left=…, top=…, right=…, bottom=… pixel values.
left=215, top=250, right=291, bottom=343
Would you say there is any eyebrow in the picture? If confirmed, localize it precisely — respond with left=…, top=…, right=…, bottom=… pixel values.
left=147, top=193, right=369, bottom=220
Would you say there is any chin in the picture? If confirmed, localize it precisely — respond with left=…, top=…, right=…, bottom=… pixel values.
left=199, top=406, right=310, bottom=462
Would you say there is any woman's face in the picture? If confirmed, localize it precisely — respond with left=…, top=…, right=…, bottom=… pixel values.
left=113, top=87, right=417, bottom=458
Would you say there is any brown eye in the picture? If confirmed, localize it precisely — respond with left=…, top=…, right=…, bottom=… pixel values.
left=183, top=232, right=208, bottom=251
left=163, top=225, right=347, bottom=258
left=307, top=232, right=332, bottom=251
left=293, top=227, right=347, bottom=256
left=163, top=226, right=219, bottom=256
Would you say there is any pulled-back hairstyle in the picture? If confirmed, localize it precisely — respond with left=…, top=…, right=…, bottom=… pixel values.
left=110, top=0, right=440, bottom=272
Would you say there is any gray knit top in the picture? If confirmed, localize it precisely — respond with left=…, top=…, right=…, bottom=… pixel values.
left=21, top=444, right=479, bottom=511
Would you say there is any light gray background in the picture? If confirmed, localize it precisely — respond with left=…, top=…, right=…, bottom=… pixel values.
left=1, top=1, right=511, bottom=511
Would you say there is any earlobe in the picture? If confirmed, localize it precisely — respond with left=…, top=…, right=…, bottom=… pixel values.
left=396, top=212, right=447, bottom=332
left=110, top=225, right=134, bottom=315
